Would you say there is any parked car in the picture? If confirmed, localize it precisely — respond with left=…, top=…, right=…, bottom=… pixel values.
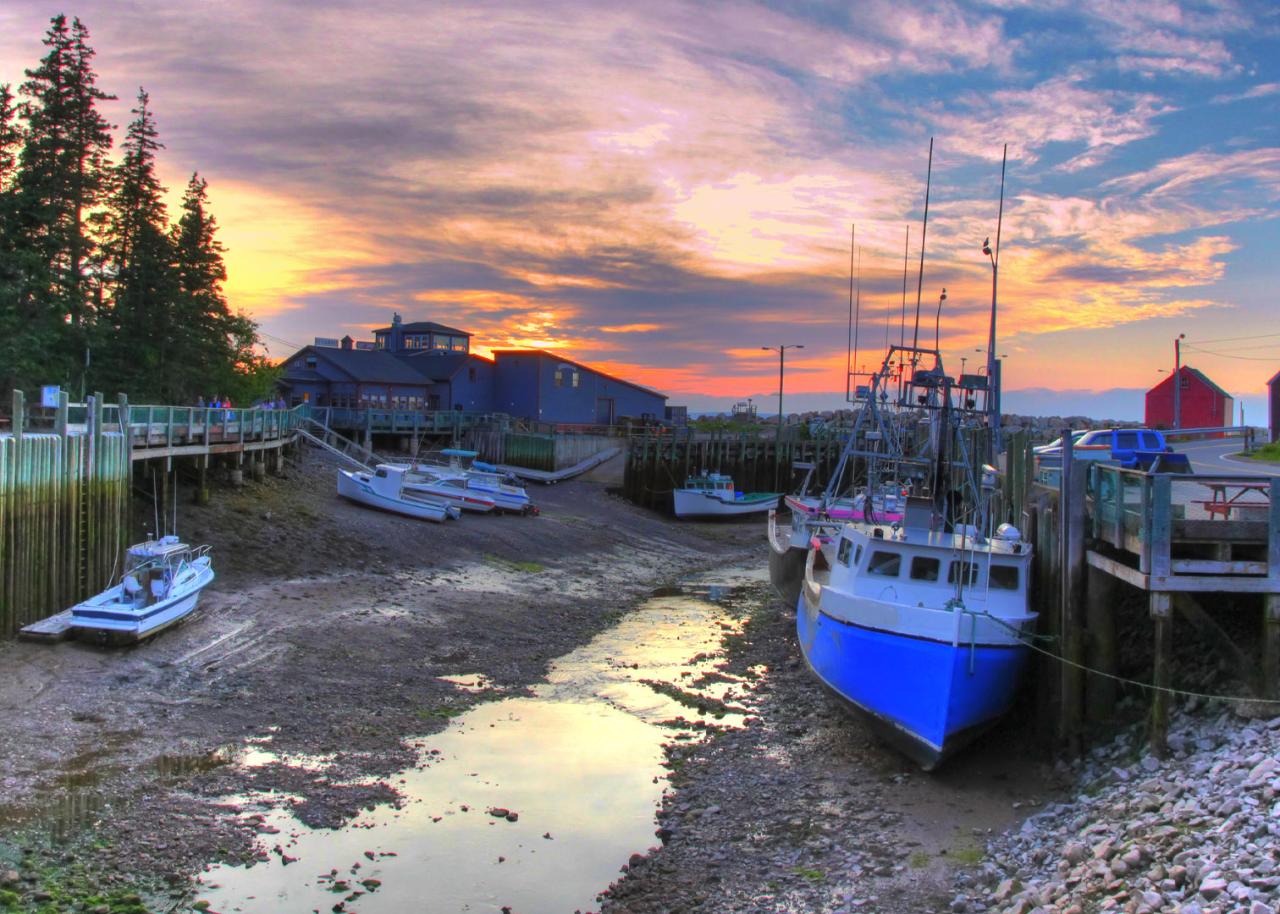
left=1036, top=427, right=1190, bottom=472
left=1032, top=430, right=1088, bottom=456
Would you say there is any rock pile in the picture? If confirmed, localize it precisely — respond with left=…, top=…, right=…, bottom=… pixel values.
left=958, top=703, right=1280, bottom=914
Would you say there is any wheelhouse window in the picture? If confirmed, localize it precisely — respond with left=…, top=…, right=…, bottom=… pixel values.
left=867, top=551, right=901, bottom=577
left=909, top=556, right=940, bottom=581
left=948, top=561, right=980, bottom=587
left=990, top=565, right=1019, bottom=590
left=837, top=538, right=853, bottom=566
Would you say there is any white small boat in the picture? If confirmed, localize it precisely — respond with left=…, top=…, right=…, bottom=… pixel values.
left=70, top=536, right=214, bottom=641
left=403, top=473, right=497, bottom=513
left=672, top=473, right=780, bottom=518
left=399, top=449, right=536, bottom=514
left=337, top=465, right=461, bottom=522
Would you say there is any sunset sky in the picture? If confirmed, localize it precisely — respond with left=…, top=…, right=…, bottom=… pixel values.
left=2, top=1, right=1278, bottom=417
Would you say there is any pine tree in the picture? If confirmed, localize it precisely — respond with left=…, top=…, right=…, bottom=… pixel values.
left=16, top=14, right=116, bottom=390
left=100, top=88, right=175, bottom=398
left=171, top=172, right=269, bottom=403
left=0, top=84, right=21, bottom=192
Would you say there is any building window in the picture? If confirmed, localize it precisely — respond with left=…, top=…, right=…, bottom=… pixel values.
left=451, top=336, right=468, bottom=351
left=431, top=335, right=449, bottom=350
left=305, top=356, right=317, bottom=369
left=375, top=335, right=386, bottom=349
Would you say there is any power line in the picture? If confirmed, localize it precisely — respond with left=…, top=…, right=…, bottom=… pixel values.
left=1187, top=331, right=1280, bottom=346
left=1183, top=344, right=1280, bottom=362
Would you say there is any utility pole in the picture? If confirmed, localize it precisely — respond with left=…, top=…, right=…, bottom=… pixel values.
left=1173, top=333, right=1186, bottom=429
left=762, top=344, right=804, bottom=488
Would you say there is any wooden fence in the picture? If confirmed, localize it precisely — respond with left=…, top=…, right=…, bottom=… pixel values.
left=0, top=392, right=129, bottom=638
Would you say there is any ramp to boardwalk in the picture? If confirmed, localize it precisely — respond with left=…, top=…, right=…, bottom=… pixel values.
left=484, top=447, right=621, bottom=484
left=296, top=421, right=384, bottom=471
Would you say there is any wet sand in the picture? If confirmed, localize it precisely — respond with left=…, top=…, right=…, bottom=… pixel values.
left=0, top=450, right=1055, bottom=912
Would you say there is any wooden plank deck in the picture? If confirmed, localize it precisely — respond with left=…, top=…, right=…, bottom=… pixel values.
left=18, top=609, right=76, bottom=642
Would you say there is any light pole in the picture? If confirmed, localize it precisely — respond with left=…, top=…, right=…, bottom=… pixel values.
left=1172, top=333, right=1186, bottom=430
left=762, top=344, right=804, bottom=487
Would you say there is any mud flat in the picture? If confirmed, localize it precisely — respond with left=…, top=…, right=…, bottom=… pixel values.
left=0, top=448, right=1067, bottom=914
left=0, top=450, right=760, bottom=910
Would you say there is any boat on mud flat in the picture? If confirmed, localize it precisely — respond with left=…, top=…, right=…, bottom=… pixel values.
left=799, top=509, right=1035, bottom=770
left=402, top=473, right=497, bottom=513
left=398, top=450, right=537, bottom=515
left=672, top=473, right=780, bottom=519
left=70, top=535, right=214, bottom=641
left=337, top=465, right=462, bottom=522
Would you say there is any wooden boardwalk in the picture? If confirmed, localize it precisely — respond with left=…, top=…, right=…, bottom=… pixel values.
left=1023, top=443, right=1279, bottom=758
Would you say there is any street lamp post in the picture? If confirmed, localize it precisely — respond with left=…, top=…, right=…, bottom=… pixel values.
left=1172, top=333, right=1186, bottom=430
left=761, top=344, right=804, bottom=488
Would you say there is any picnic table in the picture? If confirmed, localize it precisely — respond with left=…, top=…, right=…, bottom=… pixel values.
left=1197, top=481, right=1271, bottom=520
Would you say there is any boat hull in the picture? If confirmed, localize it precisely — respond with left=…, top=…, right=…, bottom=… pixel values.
left=673, top=490, right=779, bottom=518
left=766, top=511, right=807, bottom=606
left=337, top=471, right=453, bottom=521
left=797, top=590, right=1029, bottom=770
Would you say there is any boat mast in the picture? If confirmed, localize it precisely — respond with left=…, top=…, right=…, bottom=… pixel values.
left=846, top=224, right=856, bottom=402
left=986, top=144, right=1007, bottom=458
left=909, top=138, right=934, bottom=365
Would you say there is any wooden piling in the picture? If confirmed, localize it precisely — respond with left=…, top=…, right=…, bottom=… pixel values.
left=1149, top=591, right=1173, bottom=758
left=1084, top=565, right=1117, bottom=726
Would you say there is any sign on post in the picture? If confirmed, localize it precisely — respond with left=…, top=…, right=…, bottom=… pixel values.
left=40, top=385, right=61, bottom=408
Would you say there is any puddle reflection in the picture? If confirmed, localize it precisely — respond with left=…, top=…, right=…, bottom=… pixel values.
left=197, top=584, right=765, bottom=913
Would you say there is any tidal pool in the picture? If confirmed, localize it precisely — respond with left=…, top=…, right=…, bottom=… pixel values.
left=196, top=574, right=765, bottom=913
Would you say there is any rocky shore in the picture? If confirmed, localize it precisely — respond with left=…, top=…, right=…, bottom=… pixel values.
left=962, top=700, right=1280, bottom=914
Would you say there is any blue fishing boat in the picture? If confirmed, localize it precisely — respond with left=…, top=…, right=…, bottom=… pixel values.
left=793, top=345, right=1036, bottom=769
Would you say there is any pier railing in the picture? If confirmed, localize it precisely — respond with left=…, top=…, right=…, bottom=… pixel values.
left=1087, top=464, right=1279, bottom=593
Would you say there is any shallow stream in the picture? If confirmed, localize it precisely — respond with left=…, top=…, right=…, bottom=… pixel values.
left=195, top=570, right=766, bottom=913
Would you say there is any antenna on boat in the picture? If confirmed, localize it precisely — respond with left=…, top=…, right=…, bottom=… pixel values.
left=172, top=460, right=179, bottom=537
left=151, top=470, right=159, bottom=538
left=910, top=138, right=934, bottom=361
left=846, top=223, right=855, bottom=402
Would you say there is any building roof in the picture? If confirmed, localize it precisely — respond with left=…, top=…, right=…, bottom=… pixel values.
left=1146, top=365, right=1233, bottom=401
left=1185, top=366, right=1232, bottom=401
left=490, top=349, right=667, bottom=400
left=373, top=320, right=471, bottom=337
left=1268, top=368, right=1280, bottom=388
left=395, top=350, right=493, bottom=382
left=283, top=346, right=434, bottom=385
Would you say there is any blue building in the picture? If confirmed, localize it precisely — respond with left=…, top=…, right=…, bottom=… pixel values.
left=279, top=314, right=668, bottom=424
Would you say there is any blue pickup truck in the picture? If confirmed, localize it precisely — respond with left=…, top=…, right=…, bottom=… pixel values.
left=1035, top=428, right=1191, bottom=472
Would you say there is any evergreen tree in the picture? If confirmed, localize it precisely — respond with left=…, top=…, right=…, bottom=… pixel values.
left=100, top=88, right=175, bottom=398
left=16, top=14, right=116, bottom=390
left=0, top=84, right=21, bottom=192
left=171, top=172, right=270, bottom=402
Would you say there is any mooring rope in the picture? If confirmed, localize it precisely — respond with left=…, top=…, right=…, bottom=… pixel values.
left=961, top=608, right=1280, bottom=706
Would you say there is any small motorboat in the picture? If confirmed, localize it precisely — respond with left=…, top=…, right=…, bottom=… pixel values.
left=337, top=465, right=461, bottom=522
left=402, top=473, right=497, bottom=513
left=672, top=473, right=780, bottom=518
left=397, top=449, right=537, bottom=514
left=70, top=535, right=214, bottom=642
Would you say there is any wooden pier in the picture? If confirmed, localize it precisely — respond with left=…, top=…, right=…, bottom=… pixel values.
left=1016, top=441, right=1280, bottom=757
left=1, top=391, right=305, bottom=638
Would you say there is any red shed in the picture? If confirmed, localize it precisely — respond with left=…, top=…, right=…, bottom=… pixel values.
left=1144, top=366, right=1233, bottom=430
left=1268, top=369, right=1280, bottom=442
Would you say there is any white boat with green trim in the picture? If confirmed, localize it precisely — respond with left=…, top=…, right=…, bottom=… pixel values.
left=673, top=473, right=780, bottom=518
